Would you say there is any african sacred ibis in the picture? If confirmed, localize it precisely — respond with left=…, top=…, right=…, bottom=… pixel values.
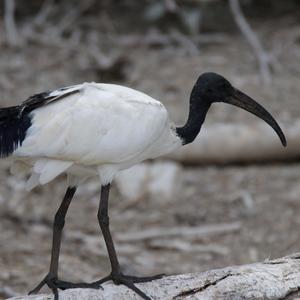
left=1, top=72, right=286, bottom=300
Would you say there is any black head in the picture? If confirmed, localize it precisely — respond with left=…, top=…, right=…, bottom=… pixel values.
left=193, top=72, right=234, bottom=103
left=181, top=72, right=286, bottom=146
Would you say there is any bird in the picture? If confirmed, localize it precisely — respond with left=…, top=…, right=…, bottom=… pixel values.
left=0, top=72, right=286, bottom=300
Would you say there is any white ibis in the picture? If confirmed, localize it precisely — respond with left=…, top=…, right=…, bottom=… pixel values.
left=1, top=72, right=286, bottom=300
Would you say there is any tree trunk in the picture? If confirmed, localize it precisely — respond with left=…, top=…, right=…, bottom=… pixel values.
left=8, top=253, right=300, bottom=300
left=167, top=122, right=298, bottom=164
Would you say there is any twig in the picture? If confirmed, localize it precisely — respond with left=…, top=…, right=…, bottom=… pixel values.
left=149, top=239, right=230, bottom=255
left=229, top=0, right=272, bottom=85
left=4, top=0, right=19, bottom=46
left=116, top=222, right=241, bottom=242
left=48, top=0, right=95, bottom=38
left=21, top=0, right=94, bottom=46
left=170, top=30, right=200, bottom=55
left=21, top=0, right=56, bottom=39
left=33, top=0, right=56, bottom=27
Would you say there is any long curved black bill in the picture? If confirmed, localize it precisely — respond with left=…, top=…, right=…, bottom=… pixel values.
left=226, top=88, right=287, bottom=147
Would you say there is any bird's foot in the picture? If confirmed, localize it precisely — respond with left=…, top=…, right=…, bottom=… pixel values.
left=94, top=272, right=164, bottom=300
left=29, top=273, right=101, bottom=300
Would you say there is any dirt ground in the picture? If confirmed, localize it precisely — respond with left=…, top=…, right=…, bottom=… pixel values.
left=0, top=5, right=300, bottom=299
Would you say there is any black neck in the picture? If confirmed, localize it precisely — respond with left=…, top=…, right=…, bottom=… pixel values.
left=176, top=86, right=211, bottom=145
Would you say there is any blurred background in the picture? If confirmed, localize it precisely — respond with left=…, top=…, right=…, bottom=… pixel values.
left=0, top=0, right=300, bottom=298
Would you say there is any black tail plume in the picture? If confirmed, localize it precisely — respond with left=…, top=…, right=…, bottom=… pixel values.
left=0, top=106, right=32, bottom=157
left=0, top=88, right=80, bottom=158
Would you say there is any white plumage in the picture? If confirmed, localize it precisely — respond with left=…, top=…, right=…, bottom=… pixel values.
left=12, top=82, right=181, bottom=189
left=2, top=72, right=287, bottom=300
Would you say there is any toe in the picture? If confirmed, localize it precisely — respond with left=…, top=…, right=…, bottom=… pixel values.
left=119, top=280, right=152, bottom=300
left=125, top=274, right=164, bottom=283
left=28, top=277, right=47, bottom=294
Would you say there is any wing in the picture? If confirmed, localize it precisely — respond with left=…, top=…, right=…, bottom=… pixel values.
left=14, top=83, right=169, bottom=165
left=20, top=84, right=81, bottom=113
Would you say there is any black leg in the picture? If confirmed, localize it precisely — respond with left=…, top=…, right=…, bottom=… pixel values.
left=50, top=186, right=77, bottom=277
left=29, top=186, right=76, bottom=298
left=97, top=184, right=120, bottom=274
left=29, top=186, right=99, bottom=299
left=95, top=184, right=163, bottom=300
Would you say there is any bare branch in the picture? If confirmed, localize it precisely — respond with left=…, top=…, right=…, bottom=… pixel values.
left=48, top=0, right=96, bottom=38
left=33, top=0, right=55, bottom=27
left=229, top=0, right=272, bottom=84
left=4, top=0, right=20, bottom=46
